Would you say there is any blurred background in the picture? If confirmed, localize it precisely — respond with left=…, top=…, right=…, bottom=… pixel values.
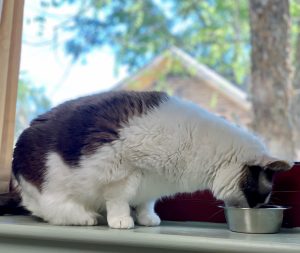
left=17, top=0, right=300, bottom=160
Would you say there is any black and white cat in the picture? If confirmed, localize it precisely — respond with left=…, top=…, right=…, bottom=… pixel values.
left=12, top=91, right=292, bottom=228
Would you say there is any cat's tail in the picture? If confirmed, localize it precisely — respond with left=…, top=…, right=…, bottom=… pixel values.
left=0, top=179, right=29, bottom=215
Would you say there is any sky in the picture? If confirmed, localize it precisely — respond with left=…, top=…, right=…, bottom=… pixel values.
left=20, top=1, right=128, bottom=106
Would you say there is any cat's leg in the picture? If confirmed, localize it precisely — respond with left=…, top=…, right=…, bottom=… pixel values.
left=136, top=200, right=161, bottom=226
left=104, top=170, right=141, bottom=229
left=39, top=194, right=99, bottom=226
left=18, top=177, right=94, bottom=225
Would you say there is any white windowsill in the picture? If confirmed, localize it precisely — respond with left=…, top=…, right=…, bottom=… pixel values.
left=0, top=216, right=299, bottom=253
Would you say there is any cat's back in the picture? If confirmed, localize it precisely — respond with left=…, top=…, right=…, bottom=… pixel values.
left=12, top=91, right=169, bottom=188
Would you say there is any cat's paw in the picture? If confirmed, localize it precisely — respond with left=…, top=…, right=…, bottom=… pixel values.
left=137, top=213, right=161, bottom=226
left=108, top=216, right=135, bottom=229
left=84, top=215, right=99, bottom=226
left=80, top=217, right=98, bottom=226
left=48, top=213, right=99, bottom=226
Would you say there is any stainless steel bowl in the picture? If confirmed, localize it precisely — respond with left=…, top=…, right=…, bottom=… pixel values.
left=220, top=205, right=289, bottom=234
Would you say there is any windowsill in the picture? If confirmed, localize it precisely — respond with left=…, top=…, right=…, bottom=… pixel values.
left=0, top=216, right=299, bottom=253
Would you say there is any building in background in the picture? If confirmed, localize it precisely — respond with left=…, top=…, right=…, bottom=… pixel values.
left=115, top=47, right=252, bottom=128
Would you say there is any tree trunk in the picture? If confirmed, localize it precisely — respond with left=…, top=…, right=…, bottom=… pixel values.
left=293, top=21, right=300, bottom=91
left=249, top=0, right=295, bottom=160
left=291, top=21, right=300, bottom=158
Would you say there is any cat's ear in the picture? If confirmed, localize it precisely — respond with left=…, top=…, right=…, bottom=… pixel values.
left=261, top=155, right=293, bottom=172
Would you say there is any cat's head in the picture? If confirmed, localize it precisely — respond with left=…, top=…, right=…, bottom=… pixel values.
left=239, top=157, right=292, bottom=207
left=222, top=156, right=293, bottom=208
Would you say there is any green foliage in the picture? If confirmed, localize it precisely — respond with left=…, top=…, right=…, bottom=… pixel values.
left=33, top=0, right=300, bottom=89
left=33, top=0, right=249, bottom=87
left=290, top=0, right=300, bottom=65
left=209, top=93, right=219, bottom=109
left=171, top=0, right=250, bottom=87
left=15, top=74, right=51, bottom=139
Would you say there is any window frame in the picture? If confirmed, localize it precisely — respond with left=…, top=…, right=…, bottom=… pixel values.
left=0, top=0, right=24, bottom=193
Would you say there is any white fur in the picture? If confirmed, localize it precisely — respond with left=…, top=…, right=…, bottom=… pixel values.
left=258, top=172, right=272, bottom=194
left=20, top=97, right=269, bottom=228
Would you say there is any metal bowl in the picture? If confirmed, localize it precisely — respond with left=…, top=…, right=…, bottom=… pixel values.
left=220, top=205, right=289, bottom=234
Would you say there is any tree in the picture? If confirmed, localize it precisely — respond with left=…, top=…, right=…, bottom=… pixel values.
left=15, top=74, right=51, bottom=138
left=34, top=0, right=250, bottom=87
left=291, top=20, right=300, bottom=154
left=249, top=0, right=295, bottom=159
left=31, top=0, right=300, bottom=89
left=290, top=1, right=300, bottom=153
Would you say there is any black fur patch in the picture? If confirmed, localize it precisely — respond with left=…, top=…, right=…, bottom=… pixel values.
left=240, top=165, right=270, bottom=207
left=12, top=91, right=169, bottom=190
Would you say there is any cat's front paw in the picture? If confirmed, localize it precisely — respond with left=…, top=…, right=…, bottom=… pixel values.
left=48, top=213, right=99, bottom=226
left=137, top=213, right=161, bottom=227
left=108, top=216, right=135, bottom=229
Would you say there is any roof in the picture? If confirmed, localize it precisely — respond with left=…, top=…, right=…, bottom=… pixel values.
left=114, top=47, right=251, bottom=111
